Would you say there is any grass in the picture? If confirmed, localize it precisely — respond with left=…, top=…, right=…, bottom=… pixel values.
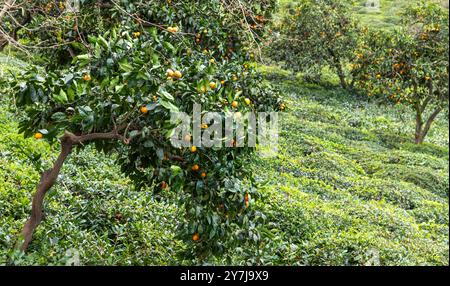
left=250, top=74, right=448, bottom=265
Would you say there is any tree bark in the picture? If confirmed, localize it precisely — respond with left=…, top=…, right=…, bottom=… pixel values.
left=414, top=103, right=442, bottom=144
left=420, top=107, right=443, bottom=143
left=335, top=62, right=348, bottom=90
left=18, top=128, right=128, bottom=251
left=327, top=48, right=348, bottom=90
left=414, top=104, right=424, bottom=144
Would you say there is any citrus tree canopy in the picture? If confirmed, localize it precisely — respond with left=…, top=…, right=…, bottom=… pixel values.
left=352, top=1, right=449, bottom=144
left=6, top=0, right=282, bottom=257
left=269, top=0, right=361, bottom=89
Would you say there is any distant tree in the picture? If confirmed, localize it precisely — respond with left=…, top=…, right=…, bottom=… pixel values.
left=352, top=1, right=449, bottom=144
left=269, top=0, right=362, bottom=89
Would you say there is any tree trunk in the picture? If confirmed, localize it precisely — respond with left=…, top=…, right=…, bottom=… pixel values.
left=19, top=135, right=74, bottom=251
left=327, top=48, right=347, bottom=90
left=335, top=63, right=347, bottom=90
left=414, top=104, right=442, bottom=144
left=415, top=105, right=424, bottom=144
left=17, top=128, right=128, bottom=251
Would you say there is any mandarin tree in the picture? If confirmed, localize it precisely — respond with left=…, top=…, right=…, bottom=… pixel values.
left=4, top=0, right=282, bottom=257
left=352, top=1, right=449, bottom=144
left=269, top=0, right=361, bottom=89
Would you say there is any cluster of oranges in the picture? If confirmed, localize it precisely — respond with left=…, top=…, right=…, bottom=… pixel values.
left=191, top=164, right=207, bottom=179
left=166, top=69, right=183, bottom=80
left=195, top=33, right=201, bottom=44
left=167, top=26, right=179, bottom=33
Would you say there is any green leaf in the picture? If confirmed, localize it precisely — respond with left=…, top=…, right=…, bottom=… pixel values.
left=158, top=89, right=174, bottom=101
left=53, top=89, right=68, bottom=103
left=159, top=99, right=179, bottom=112
left=51, top=112, right=67, bottom=121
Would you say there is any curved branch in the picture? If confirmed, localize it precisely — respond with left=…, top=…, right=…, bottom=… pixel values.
left=18, top=126, right=130, bottom=251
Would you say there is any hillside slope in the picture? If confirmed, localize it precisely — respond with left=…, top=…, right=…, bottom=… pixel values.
left=251, top=74, right=448, bottom=265
left=1, top=54, right=448, bottom=264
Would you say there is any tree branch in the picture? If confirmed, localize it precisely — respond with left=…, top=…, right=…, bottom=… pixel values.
left=421, top=106, right=443, bottom=143
left=18, top=125, right=130, bottom=251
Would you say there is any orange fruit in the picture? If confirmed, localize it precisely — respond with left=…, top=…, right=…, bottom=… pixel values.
left=192, top=233, right=199, bottom=241
left=200, top=172, right=207, bottom=179
left=166, top=69, right=175, bottom=77
left=167, top=26, right=179, bottom=33
left=83, top=74, right=91, bottom=81
left=221, top=80, right=226, bottom=85
left=140, top=106, right=149, bottom=114
left=209, top=82, right=216, bottom=89
left=34, top=132, right=43, bottom=140
left=191, top=146, right=197, bottom=153
left=231, top=101, right=238, bottom=108
left=174, top=70, right=182, bottom=79
left=192, top=164, right=200, bottom=171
